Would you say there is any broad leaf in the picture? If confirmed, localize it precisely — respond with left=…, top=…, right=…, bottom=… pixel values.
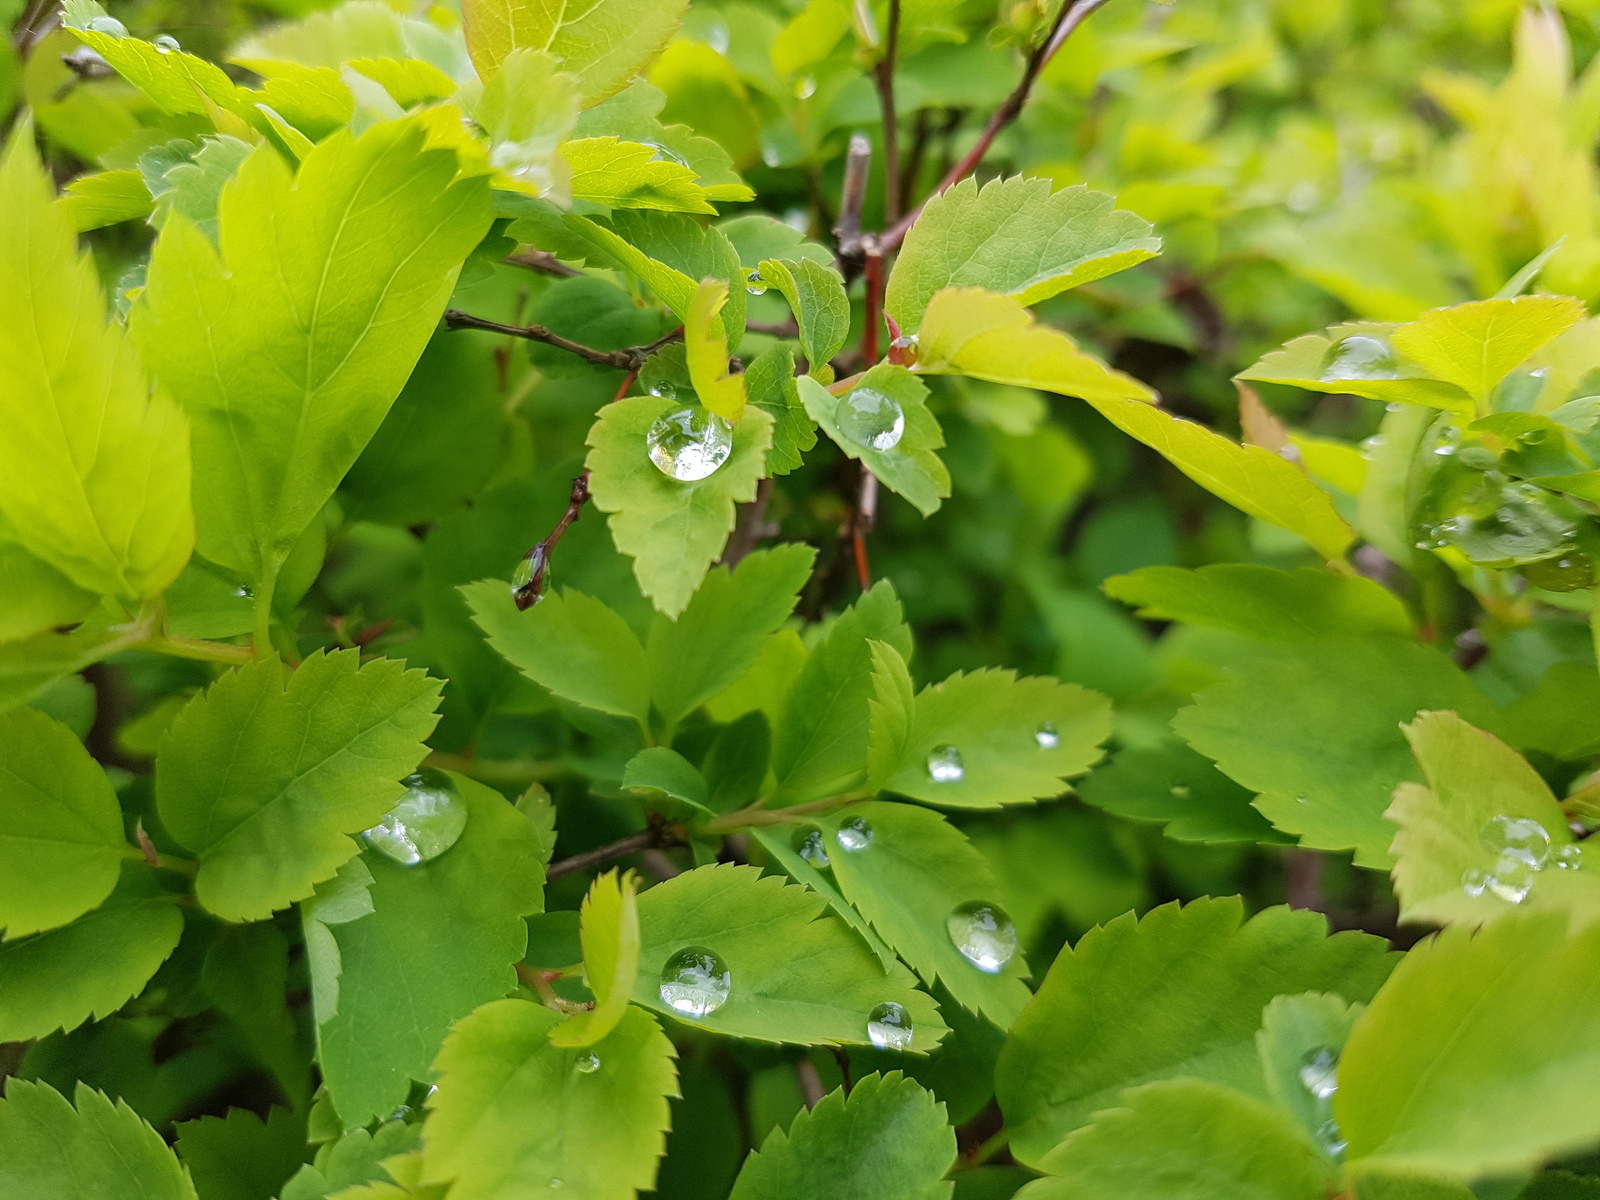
left=576, top=81, right=753, bottom=202
left=0, top=708, right=128, bottom=938
left=749, top=826, right=898, bottom=970
left=1256, top=992, right=1365, bottom=1150
left=175, top=1106, right=306, bottom=1200
left=886, top=178, right=1160, bottom=331
left=745, top=345, right=818, bottom=475
left=1103, top=566, right=1413, bottom=642
left=550, top=870, right=641, bottom=1048
left=1387, top=711, right=1600, bottom=929
left=876, top=668, right=1111, bottom=808
left=1237, top=322, right=1474, bottom=412
left=730, top=1072, right=956, bottom=1200
left=466, top=581, right=652, bottom=730
left=1174, top=637, right=1499, bottom=868
left=0, top=526, right=97, bottom=644
left=0, top=1080, right=196, bottom=1200
left=630, top=863, right=947, bottom=1049
left=1389, top=296, right=1585, bottom=406
left=421, top=1000, right=677, bottom=1198
left=156, top=649, right=442, bottom=922
left=810, top=802, right=1034, bottom=1028
left=0, top=865, right=183, bottom=1042
left=63, top=4, right=251, bottom=120
left=1338, top=912, right=1600, bottom=1178
left=1078, top=741, right=1288, bottom=844
left=585, top=396, right=773, bottom=617
left=0, top=124, right=192, bottom=601
left=58, top=169, right=153, bottom=232
left=314, top=776, right=545, bottom=1129
left=132, top=118, right=490, bottom=591
left=1022, top=1079, right=1332, bottom=1200
left=476, top=49, right=579, bottom=198
left=623, top=747, right=710, bottom=813
left=758, top=258, right=851, bottom=369
left=798, top=366, right=951, bottom=516
left=866, top=641, right=915, bottom=795
left=564, top=137, right=717, bottom=212
left=996, top=898, right=1396, bottom=1166
left=685, top=277, right=747, bottom=419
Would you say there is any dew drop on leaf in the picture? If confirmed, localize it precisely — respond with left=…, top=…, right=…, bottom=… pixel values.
left=792, top=826, right=830, bottom=869
left=574, top=1052, right=600, bottom=1075
left=361, top=768, right=469, bottom=866
left=866, top=1001, right=913, bottom=1050
left=649, top=380, right=678, bottom=401
left=87, top=14, right=128, bottom=36
left=1321, top=334, right=1400, bottom=382
left=1481, top=814, right=1551, bottom=868
left=510, top=553, right=538, bottom=595
left=1034, top=721, right=1059, bottom=749
left=927, top=744, right=964, bottom=783
left=154, top=34, right=180, bottom=51
left=647, top=408, right=733, bottom=481
left=947, top=902, right=1017, bottom=974
left=1169, top=784, right=1191, bottom=799
left=1556, top=843, right=1584, bottom=870
left=659, top=946, right=731, bottom=1018
left=1316, top=1119, right=1347, bottom=1160
left=836, top=816, right=873, bottom=851
left=835, top=387, right=905, bottom=451
left=1298, top=1047, right=1339, bottom=1101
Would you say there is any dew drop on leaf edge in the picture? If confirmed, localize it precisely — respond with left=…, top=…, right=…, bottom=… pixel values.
left=646, top=407, right=733, bottom=482
left=792, top=826, right=830, bottom=869
left=836, top=816, right=872, bottom=851
left=867, top=1001, right=913, bottom=1050
left=659, top=946, right=731, bottom=1019
left=927, top=744, right=964, bottom=783
left=1298, top=1046, right=1339, bottom=1101
left=947, top=902, right=1017, bottom=974
left=835, top=387, right=905, bottom=451
left=360, top=768, right=469, bottom=867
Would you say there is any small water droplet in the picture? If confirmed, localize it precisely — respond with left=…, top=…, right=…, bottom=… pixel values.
left=1555, top=843, right=1584, bottom=870
left=361, top=768, right=469, bottom=866
left=511, top=552, right=537, bottom=594
left=1322, top=334, right=1401, bottom=382
left=233, top=584, right=252, bottom=599
left=649, top=379, right=678, bottom=401
left=1462, top=867, right=1491, bottom=897
left=153, top=33, right=180, bottom=51
left=388, top=1104, right=414, bottom=1122
left=1315, top=1119, right=1347, bottom=1160
left=948, top=902, right=1017, bottom=973
left=1298, top=1047, right=1339, bottom=1101
left=746, top=269, right=767, bottom=296
left=1169, top=784, right=1191, bottom=799
left=550, top=1180, right=563, bottom=1190
left=793, top=827, right=830, bottom=869
left=867, top=1001, right=913, bottom=1050
left=835, top=387, right=905, bottom=451
left=793, top=74, right=817, bottom=100
left=646, top=408, right=733, bottom=482
left=1034, top=722, right=1059, bottom=749
left=574, top=1052, right=600, bottom=1074
left=659, top=946, right=731, bottom=1018
left=86, top=14, right=128, bottom=36
left=1295, top=794, right=1310, bottom=805
left=927, top=744, right=964, bottom=783
left=887, top=334, right=919, bottom=367
left=836, top=816, right=873, bottom=851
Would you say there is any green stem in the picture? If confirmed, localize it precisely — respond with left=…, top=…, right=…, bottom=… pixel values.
left=135, top=634, right=253, bottom=666
left=703, top=793, right=867, bottom=835
left=252, top=573, right=278, bottom=661
left=1591, top=584, right=1600, bottom=671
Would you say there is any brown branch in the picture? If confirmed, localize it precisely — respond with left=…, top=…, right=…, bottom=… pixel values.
left=503, top=248, right=581, bottom=278
left=513, top=471, right=590, bottom=610
left=747, top=319, right=800, bottom=338
left=444, top=310, right=682, bottom=372
left=796, top=1058, right=827, bottom=1109
left=873, top=0, right=903, bottom=224
left=721, top=477, right=777, bottom=568
left=879, top=0, right=1114, bottom=252
left=545, top=822, right=686, bottom=881
left=833, top=133, right=874, bottom=271
left=849, top=469, right=878, bottom=591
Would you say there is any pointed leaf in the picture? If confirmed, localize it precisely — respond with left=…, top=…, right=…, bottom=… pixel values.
left=866, top=641, right=915, bottom=795
left=1257, top=992, right=1365, bottom=1149
left=564, top=137, right=717, bottom=212
left=685, top=277, right=748, bottom=419
left=0, top=1080, right=196, bottom=1200
left=550, top=870, right=641, bottom=1048
left=1237, top=322, right=1474, bottom=412
left=1390, top=296, right=1586, bottom=405
left=476, top=50, right=579, bottom=198
left=798, top=366, right=951, bottom=516
left=1078, top=741, right=1287, bottom=845
left=758, top=257, right=850, bottom=369
left=175, top=1106, right=306, bottom=1200
left=745, top=344, right=817, bottom=475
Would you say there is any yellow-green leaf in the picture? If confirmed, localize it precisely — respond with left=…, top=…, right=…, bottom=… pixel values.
left=550, top=870, right=642, bottom=1048
left=685, top=277, right=747, bottom=419
left=564, top=137, right=717, bottom=213
left=1389, top=295, right=1585, bottom=405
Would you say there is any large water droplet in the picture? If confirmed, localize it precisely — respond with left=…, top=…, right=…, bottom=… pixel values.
left=867, top=1001, right=913, bottom=1050
left=793, top=826, right=830, bottom=869
left=1481, top=814, right=1551, bottom=870
left=649, top=379, right=678, bottom=401
left=647, top=408, right=734, bottom=481
left=153, top=33, right=180, bottom=51
left=87, top=14, right=128, bottom=36
left=835, top=387, right=905, bottom=451
left=574, top=1052, right=600, bottom=1074
left=927, top=744, right=964, bottom=783
left=511, top=552, right=539, bottom=596
left=361, top=769, right=469, bottom=866
left=948, top=902, right=1017, bottom=973
left=1034, top=722, right=1059, bottom=749
left=1298, top=1047, right=1339, bottom=1101
left=1322, top=334, right=1401, bottom=382
left=745, top=269, right=767, bottom=296
left=659, top=946, right=731, bottom=1018
left=836, top=816, right=872, bottom=851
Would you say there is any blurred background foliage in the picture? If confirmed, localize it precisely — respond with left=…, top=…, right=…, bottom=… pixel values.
left=8, top=0, right=1600, bottom=1185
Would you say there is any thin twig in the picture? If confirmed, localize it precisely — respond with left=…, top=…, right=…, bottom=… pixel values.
left=503, top=248, right=582, bottom=278
left=873, top=0, right=903, bottom=224
left=850, top=469, right=878, bottom=590
left=831, top=1047, right=854, bottom=1095
left=879, top=0, right=1114, bottom=252
left=796, top=1058, right=827, bottom=1109
left=833, top=134, right=875, bottom=273
left=513, top=471, right=590, bottom=610
left=444, top=310, right=682, bottom=372
left=545, top=822, right=687, bottom=881
left=747, top=319, right=800, bottom=338
left=721, top=477, right=777, bottom=568
left=13, top=0, right=57, bottom=52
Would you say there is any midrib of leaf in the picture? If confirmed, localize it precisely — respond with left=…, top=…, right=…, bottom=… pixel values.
left=0, top=765, right=111, bottom=844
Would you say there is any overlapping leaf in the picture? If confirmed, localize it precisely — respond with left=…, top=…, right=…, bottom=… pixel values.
left=798, top=367, right=951, bottom=516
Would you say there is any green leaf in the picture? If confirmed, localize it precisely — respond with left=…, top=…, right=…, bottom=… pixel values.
left=202, top=921, right=311, bottom=1110
left=866, top=641, right=915, bottom=795
left=913, top=288, right=1155, bottom=406
left=131, top=118, right=491, bottom=590
left=630, top=863, right=947, bottom=1049
left=462, top=0, right=689, bottom=107
left=1387, top=711, right=1600, bottom=929
left=465, top=581, right=652, bottom=729
left=0, top=123, right=192, bottom=601
left=647, top=544, right=815, bottom=729
left=1173, top=637, right=1500, bottom=868
left=771, top=582, right=912, bottom=805
left=685, top=277, right=748, bottom=418
left=585, top=396, right=773, bottom=617
left=623, top=747, right=710, bottom=812
left=0, top=621, right=144, bottom=716
left=807, top=802, right=1033, bottom=1029
left=1256, top=991, right=1365, bottom=1150
left=745, top=345, right=817, bottom=475
left=748, top=826, right=898, bottom=970
left=1077, top=740, right=1288, bottom=844
left=155, top=649, right=442, bottom=922
left=62, top=6, right=250, bottom=120
left=0, top=864, right=183, bottom=1042
left=1084, top=392, right=1355, bottom=564
left=575, top=81, right=753, bottom=202
left=729, top=1072, right=956, bottom=1200
left=757, top=258, right=851, bottom=368
left=1338, top=912, right=1600, bottom=1178
left=798, top=366, right=951, bottom=517
left=1022, top=1079, right=1332, bottom=1200
left=885, top=178, right=1160, bottom=332
left=1389, top=296, right=1586, bottom=406
left=175, top=1106, right=307, bottom=1200
left=349, top=58, right=459, bottom=108
left=551, top=870, right=642, bottom=1048
left=719, top=214, right=832, bottom=268
left=996, top=898, right=1396, bottom=1166
left=58, top=169, right=153, bottom=232
left=1236, top=323, right=1474, bottom=412
left=282, top=1121, right=420, bottom=1200
left=474, top=50, right=580, bottom=198
left=0, top=707, right=128, bottom=938
left=314, top=775, right=545, bottom=1129
left=0, top=1079, right=197, bottom=1200
left=1103, top=566, right=1414, bottom=642
left=148, top=135, right=253, bottom=242
left=1502, top=663, right=1600, bottom=760
left=421, top=1000, right=678, bottom=1198
left=875, top=668, right=1111, bottom=809
left=0, top=527, right=97, bottom=643
left=564, top=137, right=718, bottom=213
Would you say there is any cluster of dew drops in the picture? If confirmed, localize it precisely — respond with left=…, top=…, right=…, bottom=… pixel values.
left=1461, top=813, right=1582, bottom=904
left=1298, top=1046, right=1347, bottom=1160
left=82, top=13, right=180, bottom=51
